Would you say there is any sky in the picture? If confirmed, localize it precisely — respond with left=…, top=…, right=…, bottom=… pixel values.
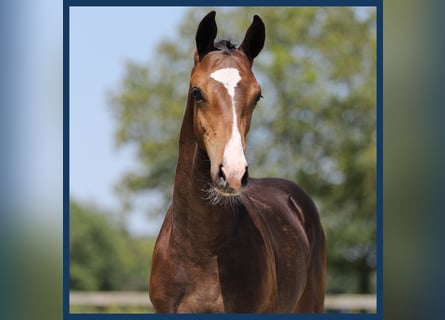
left=70, top=7, right=189, bottom=236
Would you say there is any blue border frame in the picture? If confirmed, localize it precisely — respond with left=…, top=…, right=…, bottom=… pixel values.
left=64, top=0, right=379, bottom=6
left=63, top=1, right=383, bottom=319
left=376, top=2, right=383, bottom=317
left=63, top=1, right=70, bottom=318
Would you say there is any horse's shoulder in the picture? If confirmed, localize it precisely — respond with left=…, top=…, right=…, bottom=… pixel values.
left=245, top=177, right=312, bottom=203
left=243, top=177, right=320, bottom=224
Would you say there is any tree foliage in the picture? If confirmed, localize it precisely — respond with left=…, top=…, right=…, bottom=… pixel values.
left=70, top=199, right=154, bottom=291
left=109, top=7, right=377, bottom=294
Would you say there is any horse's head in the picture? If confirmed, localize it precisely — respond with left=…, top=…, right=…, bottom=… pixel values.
left=189, top=11, right=265, bottom=196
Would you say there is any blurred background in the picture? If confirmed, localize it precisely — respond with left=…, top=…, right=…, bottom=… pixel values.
left=2, top=1, right=445, bottom=319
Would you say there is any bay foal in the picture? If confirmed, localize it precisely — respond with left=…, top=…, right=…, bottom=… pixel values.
left=149, top=11, right=326, bottom=313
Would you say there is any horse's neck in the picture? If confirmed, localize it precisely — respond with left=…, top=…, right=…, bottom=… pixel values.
left=171, top=100, right=236, bottom=251
left=173, top=96, right=212, bottom=201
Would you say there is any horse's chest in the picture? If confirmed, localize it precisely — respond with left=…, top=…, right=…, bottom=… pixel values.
left=175, top=246, right=274, bottom=313
left=176, top=260, right=225, bottom=313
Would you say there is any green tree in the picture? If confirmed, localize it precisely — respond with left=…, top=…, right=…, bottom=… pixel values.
left=70, top=199, right=127, bottom=290
left=109, top=7, right=376, bottom=294
left=70, top=199, right=155, bottom=291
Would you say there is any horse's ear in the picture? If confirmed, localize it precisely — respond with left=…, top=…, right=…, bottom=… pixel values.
left=195, top=11, right=217, bottom=62
left=240, top=15, right=265, bottom=64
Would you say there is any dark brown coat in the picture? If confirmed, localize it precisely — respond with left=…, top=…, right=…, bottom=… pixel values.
left=149, top=11, right=326, bottom=313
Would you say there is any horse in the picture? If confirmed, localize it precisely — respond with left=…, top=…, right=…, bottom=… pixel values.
left=149, top=11, right=326, bottom=313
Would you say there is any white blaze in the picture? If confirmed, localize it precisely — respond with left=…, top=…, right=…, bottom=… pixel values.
left=210, top=68, right=247, bottom=182
left=210, top=67, right=241, bottom=98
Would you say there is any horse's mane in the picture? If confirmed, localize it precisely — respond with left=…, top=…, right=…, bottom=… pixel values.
left=214, top=39, right=237, bottom=55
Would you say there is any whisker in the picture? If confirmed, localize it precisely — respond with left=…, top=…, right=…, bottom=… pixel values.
left=201, top=183, right=241, bottom=208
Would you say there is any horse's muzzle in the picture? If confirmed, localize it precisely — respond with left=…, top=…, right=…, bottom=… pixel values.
left=216, top=164, right=248, bottom=194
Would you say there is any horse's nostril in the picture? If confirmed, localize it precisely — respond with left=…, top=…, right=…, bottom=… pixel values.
left=241, top=167, right=249, bottom=187
left=218, top=164, right=226, bottom=181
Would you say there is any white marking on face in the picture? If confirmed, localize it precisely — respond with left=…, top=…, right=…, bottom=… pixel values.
left=210, top=67, right=241, bottom=98
left=210, top=68, right=247, bottom=180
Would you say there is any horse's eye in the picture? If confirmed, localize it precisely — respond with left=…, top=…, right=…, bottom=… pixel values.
left=191, top=87, right=204, bottom=102
left=255, top=93, right=263, bottom=104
